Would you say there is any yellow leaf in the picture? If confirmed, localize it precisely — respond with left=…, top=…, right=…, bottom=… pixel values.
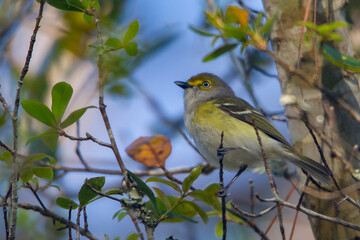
left=225, top=6, right=248, bottom=27
left=125, top=135, right=171, bottom=168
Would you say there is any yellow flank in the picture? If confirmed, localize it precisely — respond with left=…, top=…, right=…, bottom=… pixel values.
left=193, top=100, right=258, bottom=139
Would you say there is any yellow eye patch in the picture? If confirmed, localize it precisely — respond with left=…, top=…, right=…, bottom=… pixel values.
left=187, top=78, right=213, bottom=90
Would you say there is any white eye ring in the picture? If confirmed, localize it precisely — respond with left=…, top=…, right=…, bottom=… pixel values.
left=202, top=81, right=210, bottom=88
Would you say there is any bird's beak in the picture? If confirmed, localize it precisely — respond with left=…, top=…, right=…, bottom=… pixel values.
left=174, top=81, right=193, bottom=89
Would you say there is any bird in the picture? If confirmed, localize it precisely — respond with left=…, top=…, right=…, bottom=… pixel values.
left=175, top=73, right=332, bottom=185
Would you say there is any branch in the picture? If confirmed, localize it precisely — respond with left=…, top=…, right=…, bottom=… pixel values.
left=8, top=1, right=45, bottom=238
left=251, top=117, right=285, bottom=239
left=257, top=196, right=360, bottom=231
left=14, top=203, right=98, bottom=240
left=91, top=7, right=128, bottom=183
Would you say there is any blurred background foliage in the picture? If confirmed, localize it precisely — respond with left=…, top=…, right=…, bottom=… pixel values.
left=0, top=0, right=360, bottom=239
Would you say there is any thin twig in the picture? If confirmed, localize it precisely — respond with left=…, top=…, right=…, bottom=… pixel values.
left=9, top=1, right=45, bottom=238
left=217, top=132, right=227, bottom=240
left=226, top=207, right=270, bottom=240
left=60, top=130, right=112, bottom=149
left=256, top=196, right=360, bottom=231
left=26, top=183, right=47, bottom=211
left=0, top=141, right=14, bottom=154
left=128, top=212, right=145, bottom=240
left=230, top=202, right=277, bottom=218
left=83, top=206, right=88, bottom=232
left=68, top=203, right=73, bottom=240
left=251, top=117, right=285, bottom=239
left=0, top=91, right=13, bottom=118
left=37, top=162, right=204, bottom=177
left=249, top=179, right=255, bottom=223
left=76, top=207, right=82, bottom=240
left=297, top=0, right=312, bottom=69
left=75, top=121, right=90, bottom=169
left=91, top=7, right=128, bottom=183
left=264, top=186, right=295, bottom=236
left=303, top=114, right=360, bottom=209
left=15, top=203, right=98, bottom=240
left=251, top=65, right=278, bottom=79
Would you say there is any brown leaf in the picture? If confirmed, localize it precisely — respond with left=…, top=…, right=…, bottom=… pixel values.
left=125, top=135, right=172, bottom=168
left=225, top=6, right=249, bottom=27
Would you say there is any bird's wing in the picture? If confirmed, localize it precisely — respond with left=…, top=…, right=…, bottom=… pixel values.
left=214, top=97, right=292, bottom=148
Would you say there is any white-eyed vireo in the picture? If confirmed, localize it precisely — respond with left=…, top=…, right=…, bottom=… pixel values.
left=175, top=73, right=331, bottom=185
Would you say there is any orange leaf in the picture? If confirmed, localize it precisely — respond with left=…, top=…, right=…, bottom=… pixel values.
left=125, top=135, right=171, bottom=168
left=225, top=6, right=248, bottom=27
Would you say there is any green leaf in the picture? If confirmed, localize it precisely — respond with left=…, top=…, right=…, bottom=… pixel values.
left=182, top=165, right=203, bottom=193
left=78, top=176, right=105, bottom=206
left=260, top=10, right=279, bottom=38
left=166, top=211, right=198, bottom=223
left=215, top=220, right=223, bottom=238
left=83, top=13, right=93, bottom=23
left=189, top=25, right=216, bottom=37
left=123, top=20, right=139, bottom=43
left=46, top=0, right=86, bottom=12
left=0, top=151, right=12, bottom=167
left=33, top=167, right=54, bottom=181
left=51, top=82, right=73, bottom=123
left=56, top=197, right=79, bottom=210
left=203, top=44, right=238, bottom=62
left=322, top=44, right=360, bottom=72
left=126, top=233, right=139, bottom=240
left=185, top=201, right=208, bottom=224
left=26, top=153, right=56, bottom=164
left=20, top=164, right=33, bottom=182
left=146, top=177, right=181, bottom=193
left=223, top=25, right=247, bottom=41
left=124, top=42, right=138, bottom=56
left=104, top=234, right=110, bottom=240
left=127, top=170, right=158, bottom=214
left=188, top=184, right=221, bottom=211
left=27, top=129, right=59, bottom=152
left=105, top=38, right=122, bottom=49
left=60, top=106, right=96, bottom=128
left=112, top=211, right=127, bottom=222
left=153, top=187, right=171, bottom=209
left=21, top=100, right=57, bottom=128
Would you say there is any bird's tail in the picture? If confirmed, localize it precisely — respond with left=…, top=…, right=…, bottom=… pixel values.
left=286, top=152, right=332, bottom=185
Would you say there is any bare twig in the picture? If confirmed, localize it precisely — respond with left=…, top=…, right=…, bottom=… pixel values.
left=15, top=203, right=98, bottom=240
left=251, top=117, right=285, bottom=239
left=60, top=131, right=112, bottom=148
left=91, top=7, right=128, bottom=183
left=297, top=0, right=312, bottom=69
left=9, top=1, right=45, bottom=238
left=75, top=121, right=90, bottom=169
left=227, top=207, right=270, bottom=240
left=251, top=65, right=278, bottom=79
left=217, top=132, right=227, bottom=240
left=68, top=203, right=73, bottom=240
left=26, top=183, right=47, bottom=211
left=83, top=206, right=88, bottom=232
left=128, top=211, right=145, bottom=240
left=76, top=207, right=82, bottom=240
left=230, top=202, right=277, bottom=218
left=257, top=196, right=360, bottom=231
left=0, top=91, right=13, bottom=118
left=0, top=141, right=14, bottom=154
left=249, top=179, right=255, bottom=221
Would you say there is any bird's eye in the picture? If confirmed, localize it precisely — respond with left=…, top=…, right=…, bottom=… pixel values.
left=202, top=81, right=210, bottom=88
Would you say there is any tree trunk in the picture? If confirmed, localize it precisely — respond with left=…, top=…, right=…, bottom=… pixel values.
left=262, top=0, right=360, bottom=239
